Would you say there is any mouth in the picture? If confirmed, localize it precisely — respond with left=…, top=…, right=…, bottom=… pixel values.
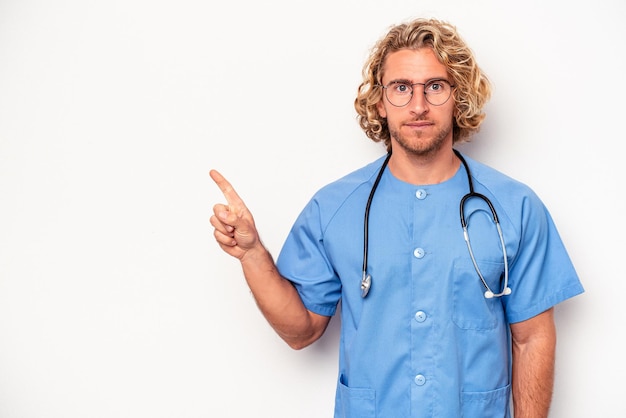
left=404, top=120, right=434, bottom=129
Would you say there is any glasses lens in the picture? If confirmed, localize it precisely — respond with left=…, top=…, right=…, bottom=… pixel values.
left=385, top=82, right=413, bottom=107
left=424, top=80, right=452, bottom=106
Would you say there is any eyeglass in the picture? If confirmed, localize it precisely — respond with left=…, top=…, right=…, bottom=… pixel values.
left=378, top=79, right=455, bottom=107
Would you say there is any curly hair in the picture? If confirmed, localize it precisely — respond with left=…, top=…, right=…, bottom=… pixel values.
left=354, top=18, right=492, bottom=150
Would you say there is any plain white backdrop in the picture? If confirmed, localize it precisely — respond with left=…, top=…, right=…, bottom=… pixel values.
left=0, top=0, right=623, bottom=416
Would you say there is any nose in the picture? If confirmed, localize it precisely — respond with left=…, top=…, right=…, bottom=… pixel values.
left=407, top=89, right=429, bottom=115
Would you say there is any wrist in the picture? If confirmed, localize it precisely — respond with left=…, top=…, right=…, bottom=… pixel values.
left=239, top=240, right=271, bottom=265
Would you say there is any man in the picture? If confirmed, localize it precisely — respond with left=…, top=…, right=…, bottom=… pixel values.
left=210, top=18, right=583, bottom=418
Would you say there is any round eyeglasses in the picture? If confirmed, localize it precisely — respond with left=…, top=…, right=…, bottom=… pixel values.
left=378, top=79, right=455, bottom=107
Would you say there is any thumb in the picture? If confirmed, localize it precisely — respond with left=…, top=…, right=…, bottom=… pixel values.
left=215, top=203, right=257, bottom=249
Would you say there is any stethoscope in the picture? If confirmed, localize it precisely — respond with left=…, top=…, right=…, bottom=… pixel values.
left=361, top=149, right=511, bottom=299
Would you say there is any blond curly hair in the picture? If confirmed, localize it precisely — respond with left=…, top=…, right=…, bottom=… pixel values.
left=354, top=18, right=492, bottom=150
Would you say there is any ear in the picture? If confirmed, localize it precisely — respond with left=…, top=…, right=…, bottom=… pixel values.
left=376, top=99, right=387, bottom=118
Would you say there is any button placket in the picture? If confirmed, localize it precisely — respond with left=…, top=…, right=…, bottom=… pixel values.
left=412, top=189, right=430, bottom=393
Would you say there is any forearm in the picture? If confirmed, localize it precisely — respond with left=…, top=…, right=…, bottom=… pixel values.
left=240, top=244, right=328, bottom=349
left=511, top=311, right=557, bottom=418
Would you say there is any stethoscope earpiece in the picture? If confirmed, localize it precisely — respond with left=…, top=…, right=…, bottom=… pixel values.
left=484, top=287, right=511, bottom=299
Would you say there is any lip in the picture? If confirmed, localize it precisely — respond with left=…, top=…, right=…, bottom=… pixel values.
left=404, top=120, right=434, bottom=128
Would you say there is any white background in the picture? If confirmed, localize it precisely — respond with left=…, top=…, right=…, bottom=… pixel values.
left=0, top=0, right=623, bottom=417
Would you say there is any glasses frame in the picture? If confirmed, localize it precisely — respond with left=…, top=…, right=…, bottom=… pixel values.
left=377, top=79, right=455, bottom=107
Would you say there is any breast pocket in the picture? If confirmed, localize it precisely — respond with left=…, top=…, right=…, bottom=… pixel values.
left=452, top=259, right=505, bottom=330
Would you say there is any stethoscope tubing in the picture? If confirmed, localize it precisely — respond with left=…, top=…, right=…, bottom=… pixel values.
left=361, top=152, right=392, bottom=298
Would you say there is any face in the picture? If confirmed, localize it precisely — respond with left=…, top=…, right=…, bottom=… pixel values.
left=376, top=48, right=455, bottom=158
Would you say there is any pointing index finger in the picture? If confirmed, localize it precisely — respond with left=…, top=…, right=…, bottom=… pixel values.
left=210, top=169, right=245, bottom=208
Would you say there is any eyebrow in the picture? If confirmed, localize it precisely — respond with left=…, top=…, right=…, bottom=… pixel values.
left=386, top=77, right=450, bottom=85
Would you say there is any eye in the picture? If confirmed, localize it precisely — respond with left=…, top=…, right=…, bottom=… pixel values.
left=426, top=80, right=448, bottom=94
left=390, top=82, right=412, bottom=94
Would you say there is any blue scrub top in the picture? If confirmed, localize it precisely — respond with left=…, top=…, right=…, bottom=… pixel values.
left=276, top=152, right=584, bottom=418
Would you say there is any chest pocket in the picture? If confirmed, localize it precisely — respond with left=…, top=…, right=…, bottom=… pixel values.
left=452, top=259, right=505, bottom=330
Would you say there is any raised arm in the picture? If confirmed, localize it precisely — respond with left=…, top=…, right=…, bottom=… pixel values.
left=209, top=169, right=330, bottom=349
left=510, top=308, right=557, bottom=418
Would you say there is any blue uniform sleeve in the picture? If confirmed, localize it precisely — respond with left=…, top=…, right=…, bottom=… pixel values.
left=276, top=198, right=342, bottom=317
left=503, top=191, right=584, bottom=323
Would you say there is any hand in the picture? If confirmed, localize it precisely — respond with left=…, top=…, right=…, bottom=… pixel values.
left=210, top=169, right=261, bottom=260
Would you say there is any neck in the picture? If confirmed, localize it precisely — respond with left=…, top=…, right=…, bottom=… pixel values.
left=387, top=146, right=460, bottom=185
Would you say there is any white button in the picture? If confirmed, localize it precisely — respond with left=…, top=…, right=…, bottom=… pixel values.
left=414, top=311, right=427, bottom=322
left=413, top=248, right=425, bottom=258
left=415, top=189, right=427, bottom=200
left=414, top=374, right=426, bottom=386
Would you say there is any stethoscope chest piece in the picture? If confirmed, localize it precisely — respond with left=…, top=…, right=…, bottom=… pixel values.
left=361, top=274, right=372, bottom=298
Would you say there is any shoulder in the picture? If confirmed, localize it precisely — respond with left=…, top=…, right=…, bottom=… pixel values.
left=462, top=153, right=538, bottom=198
left=311, top=155, right=388, bottom=204
left=461, top=153, right=551, bottom=227
left=294, top=155, right=388, bottom=228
